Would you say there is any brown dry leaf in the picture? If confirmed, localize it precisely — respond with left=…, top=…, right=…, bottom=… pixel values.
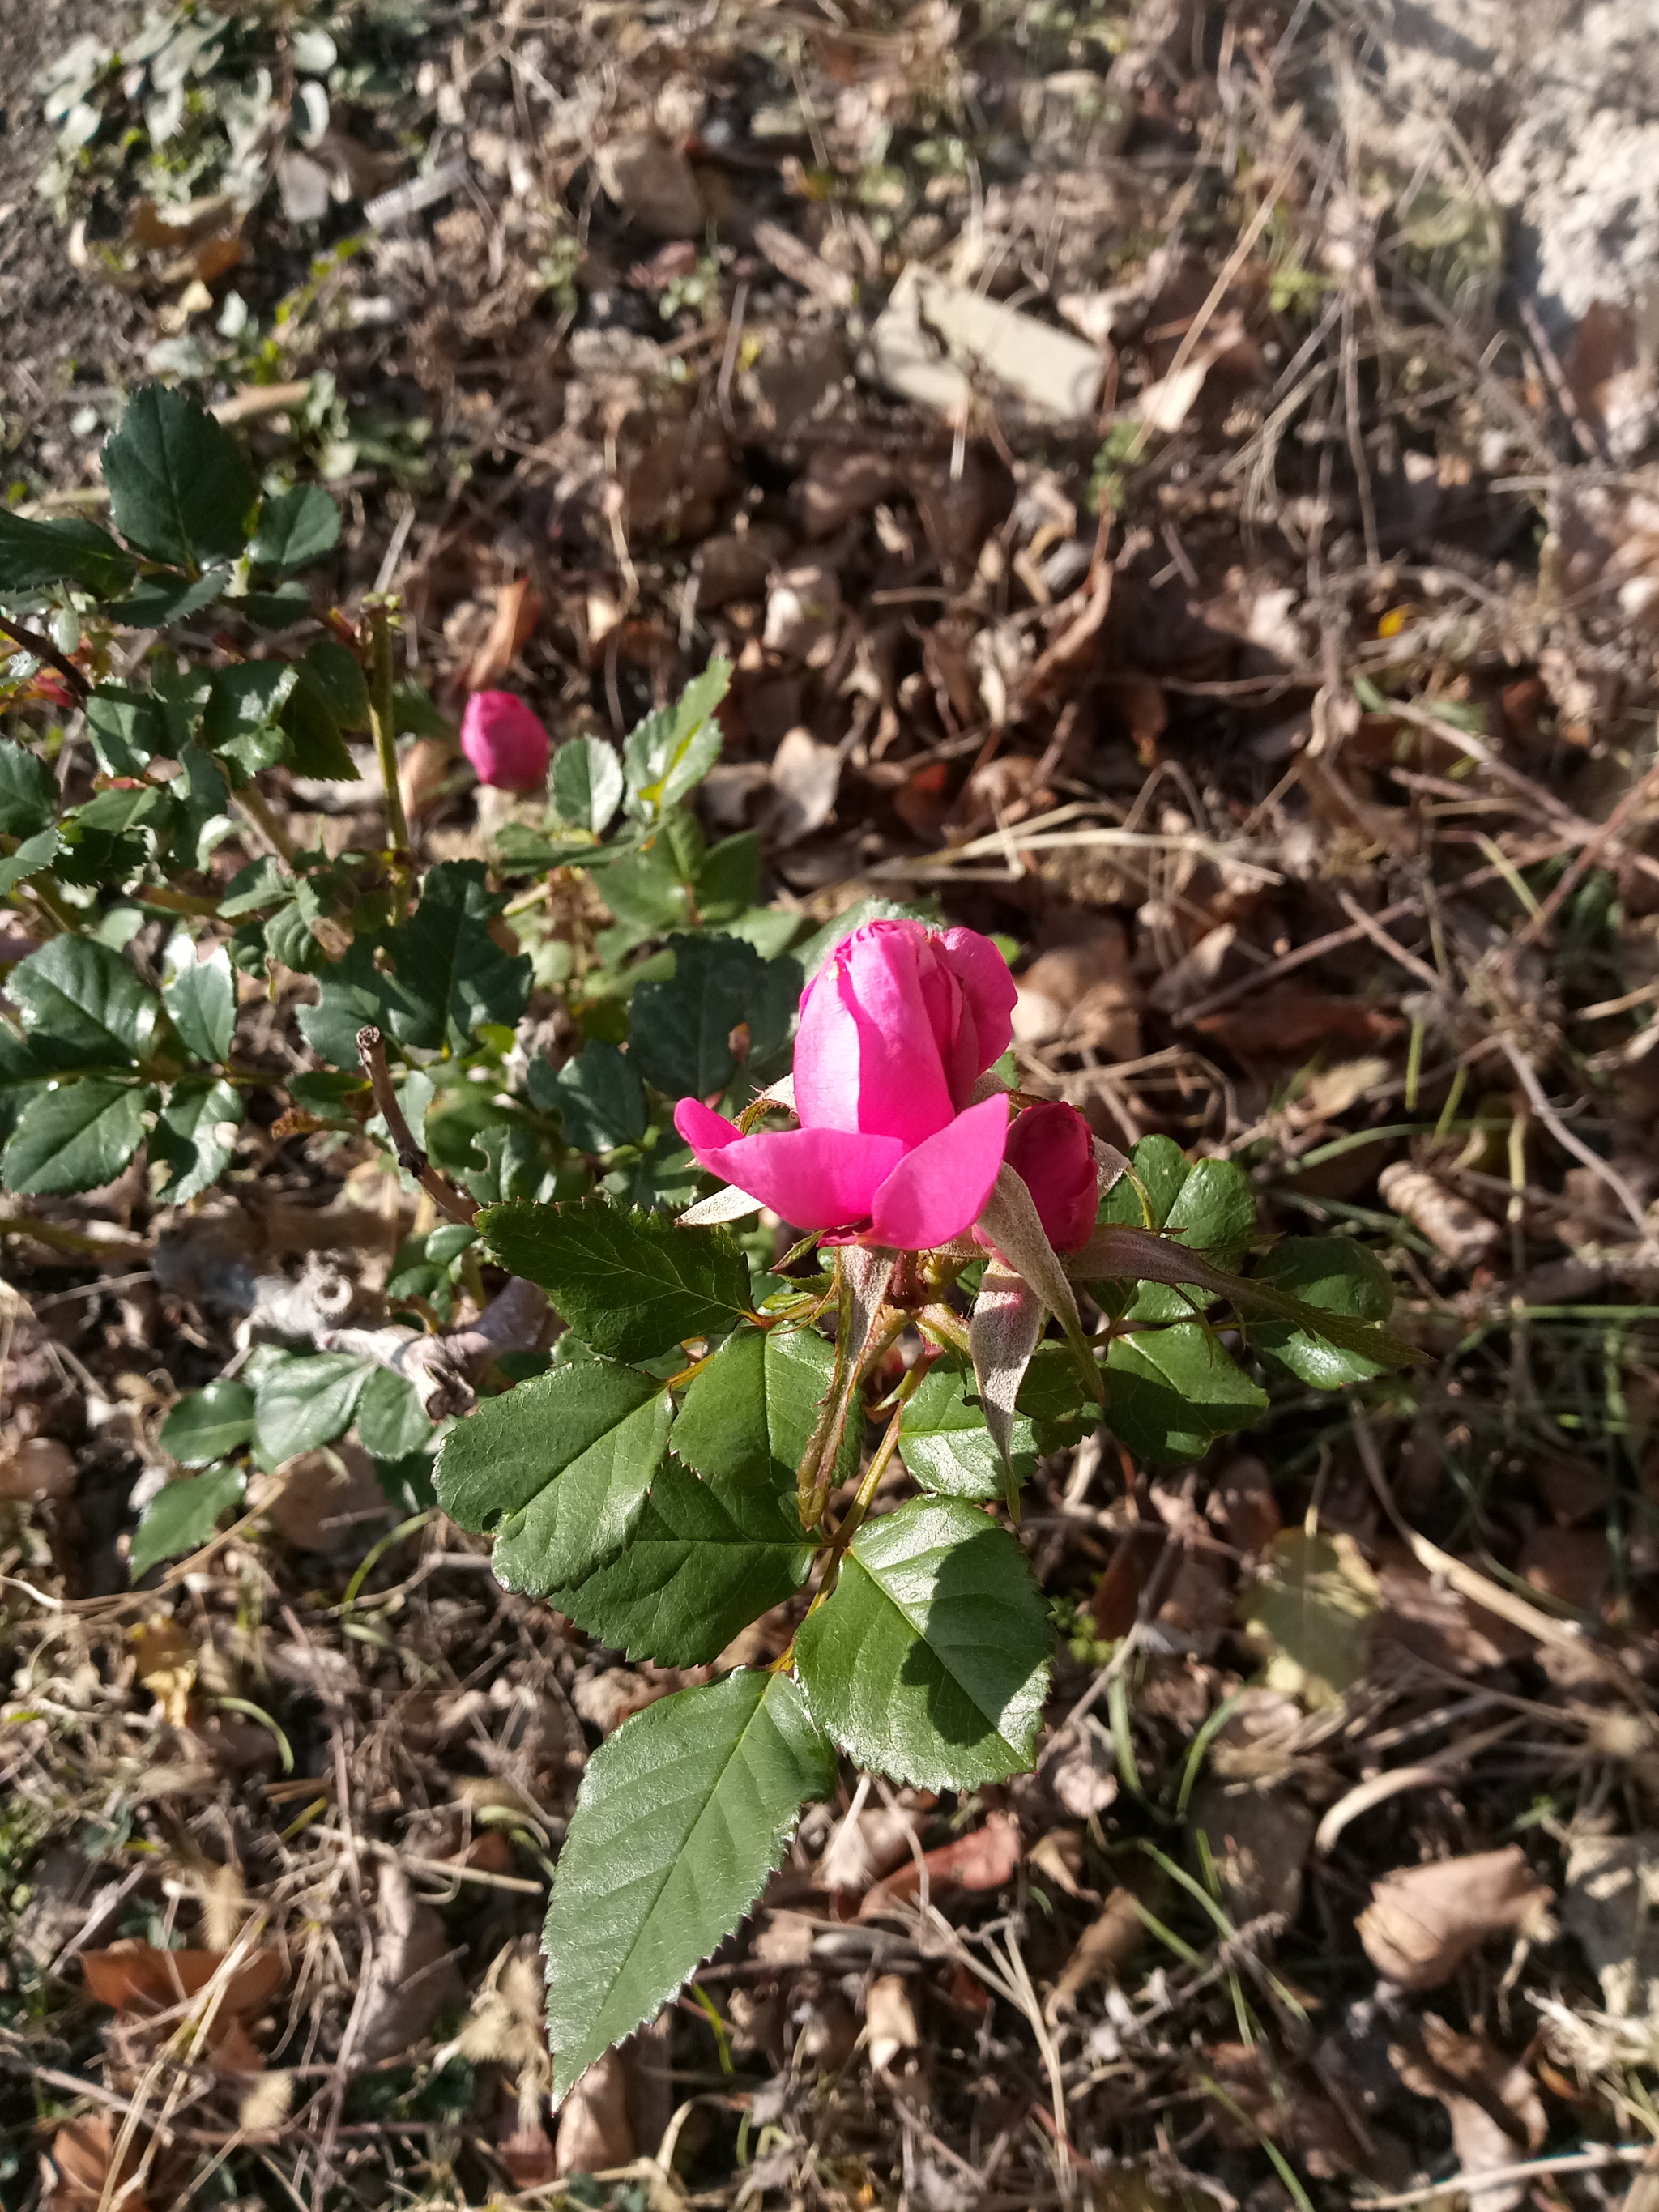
left=463, top=577, right=541, bottom=692
left=1207, top=1455, right=1281, bottom=1558
left=1012, top=919, right=1143, bottom=1058
left=1392, top=2015, right=1546, bottom=2212
left=131, top=1616, right=198, bottom=1728
left=1049, top=1885, right=1147, bottom=2012
left=1204, top=2042, right=1367, bottom=2178
left=399, top=733, right=454, bottom=824
left=82, top=1939, right=284, bottom=2020
left=43, top=2115, right=151, bottom=2212
left=356, top=1861, right=463, bottom=2062
left=817, top=1802, right=921, bottom=1897
left=858, top=1810, right=1022, bottom=1919
left=796, top=445, right=902, bottom=537
left=1563, top=1831, right=1659, bottom=2020
left=556, top=2047, right=635, bottom=2174
left=499, top=2125, right=558, bottom=2188
left=1027, top=1827, right=1091, bottom=1899
left=1189, top=1779, right=1314, bottom=1922
left=264, top=1445, right=389, bottom=1553
left=1377, top=1163, right=1503, bottom=1268
left=0, top=1436, right=76, bottom=1501
left=1518, top=1525, right=1611, bottom=1617
left=1196, top=984, right=1405, bottom=1058
left=1037, top=1715, right=1120, bottom=1820
left=1357, top=1847, right=1555, bottom=1991
left=864, top=1974, right=919, bottom=2072
left=1371, top=1546, right=1536, bottom=1673
left=1235, top=1528, right=1380, bottom=1708
left=594, top=136, right=705, bottom=238
left=1135, top=309, right=1265, bottom=433
left=763, top=565, right=842, bottom=663
left=766, top=726, right=842, bottom=846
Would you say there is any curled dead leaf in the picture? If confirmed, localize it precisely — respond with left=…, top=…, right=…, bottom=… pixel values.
left=865, top=1973, right=919, bottom=2072
left=1048, top=1884, right=1147, bottom=2013
left=555, top=2046, right=635, bottom=2172
left=1392, top=2015, right=1546, bottom=2212
left=1378, top=1162, right=1503, bottom=1268
left=858, top=1810, right=1022, bottom=1920
left=1357, top=1847, right=1555, bottom=1991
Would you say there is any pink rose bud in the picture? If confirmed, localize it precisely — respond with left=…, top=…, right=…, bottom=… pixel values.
left=459, top=690, right=549, bottom=791
left=1001, top=1099, right=1098, bottom=1252
left=675, top=918, right=1017, bottom=1249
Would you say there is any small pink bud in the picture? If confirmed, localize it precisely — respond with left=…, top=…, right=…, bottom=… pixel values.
left=1002, top=1099, right=1097, bottom=1251
left=459, top=690, right=549, bottom=791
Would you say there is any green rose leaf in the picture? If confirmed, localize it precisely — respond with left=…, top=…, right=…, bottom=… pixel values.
left=130, top=1465, right=246, bottom=1579
left=1096, top=1135, right=1257, bottom=1322
left=382, top=860, right=531, bottom=1054
left=7, top=938, right=160, bottom=1072
left=478, top=1197, right=753, bottom=1364
left=622, top=658, right=730, bottom=820
left=101, top=384, right=258, bottom=569
left=249, top=484, right=341, bottom=573
left=1104, top=1322, right=1269, bottom=1465
left=105, top=567, right=231, bottom=629
left=1249, top=1236, right=1397, bottom=1387
left=85, top=687, right=167, bottom=778
left=295, top=940, right=391, bottom=1070
left=675, top=1322, right=856, bottom=1507
left=549, top=1038, right=647, bottom=1153
left=2, top=1078, right=152, bottom=1196
left=795, top=1495, right=1051, bottom=1788
left=0, top=829, right=62, bottom=901
left=297, top=639, right=370, bottom=731
left=547, top=1451, right=815, bottom=1664
left=152, top=1076, right=242, bottom=1204
left=435, top=1357, right=672, bottom=1592
left=553, top=735, right=625, bottom=835
left=0, top=508, right=136, bottom=597
left=629, top=933, right=799, bottom=1102
left=160, top=1378, right=256, bottom=1467
left=254, top=1352, right=373, bottom=1463
left=161, top=938, right=237, bottom=1065
left=355, top=1366, right=435, bottom=1460
left=200, top=662, right=301, bottom=762
left=279, top=667, right=359, bottom=781
left=899, top=1356, right=1037, bottom=1502
left=0, top=744, right=58, bottom=837
left=544, top=1668, right=835, bottom=2099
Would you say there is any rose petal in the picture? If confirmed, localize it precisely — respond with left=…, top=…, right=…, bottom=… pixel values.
left=795, top=922, right=956, bottom=1147
left=868, top=1093, right=1010, bottom=1249
left=936, top=926, right=1018, bottom=1099
left=674, top=1098, right=901, bottom=1229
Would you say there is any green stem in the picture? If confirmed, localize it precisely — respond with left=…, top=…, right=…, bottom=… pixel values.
left=366, top=602, right=412, bottom=914
left=25, top=875, right=83, bottom=936
left=236, top=782, right=300, bottom=866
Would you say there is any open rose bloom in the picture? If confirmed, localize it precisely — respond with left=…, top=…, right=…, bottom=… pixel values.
left=674, top=918, right=1098, bottom=1254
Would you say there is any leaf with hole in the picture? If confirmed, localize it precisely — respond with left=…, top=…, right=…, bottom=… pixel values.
left=1, top=1078, right=152, bottom=1196
left=478, top=1197, right=753, bottom=1363
left=434, top=1357, right=672, bottom=1592
left=130, top=1466, right=246, bottom=1579
left=160, top=1379, right=256, bottom=1467
left=795, top=1495, right=1051, bottom=1788
left=101, top=385, right=258, bottom=569
left=543, top=1668, right=834, bottom=2099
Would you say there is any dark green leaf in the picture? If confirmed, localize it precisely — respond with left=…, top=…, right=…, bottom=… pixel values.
left=899, top=1357, right=1036, bottom=1502
left=9, top=937, right=160, bottom=1068
left=552, top=735, right=624, bottom=835
left=105, top=566, right=230, bottom=627
left=544, top=1669, right=834, bottom=2099
left=695, top=831, right=761, bottom=922
left=200, top=662, right=299, bottom=761
left=295, top=940, right=391, bottom=1069
left=160, top=1379, right=256, bottom=1467
left=166, top=742, right=233, bottom=872
left=795, top=1496, right=1051, bottom=1789
left=219, top=855, right=292, bottom=919
left=551, top=1039, right=647, bottom=1153
left=241, top=582, right=314, bottom=631
left=629, top=932, right=787, bottom=1102
left=279, top=668, right=358, bottom=780
left=153, top=1076, right=242, bottom=1202
left=101, top=385, right=258, bottom=569
left=597, top=836, right=693, bottom=943
left=1250, top=1237, right=1397, bottom=1387
left=130, top=1466, right=245, bottom=1578
left=2, top=1077, right=151, bottom=1195
left=622, top=658, right=731, bottom=820
left=673, top=1323, right=854, bottom=1502
left=254, top=1352, right=372, bottom=1462
left=250, top=484, right=341, bottom=572
left=161, top=938, right=236, bottom=1063
left=85, top=686, right=166, bottom=777
left=0, top=829, right=62, bottom=900
left=355, top=1366, right=436, bottom=1459
left=434, top=1357, right=670, bottom=1591
left=0, top=743, right=57, bottom=837
left=0, top=508, right=135, bottom=597
left=477, top=1197, right=753, bottom=1363
left=1096, top=1136, right=1256, bottom=1322
left=299, top=639, right=370, bottom=730
left=383, top=860, right=531, bottom=1053
left=1104, top=1323, right=1269, bottom=1464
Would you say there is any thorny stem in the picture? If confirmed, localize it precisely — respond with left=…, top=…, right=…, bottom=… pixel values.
left=0, top=611, right=89, bottom=702
left=365, top=599, right=412, bottom=916
left=356, top=1025, right=477, bottom=1226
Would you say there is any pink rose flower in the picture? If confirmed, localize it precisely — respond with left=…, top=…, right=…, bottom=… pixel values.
left=674, top=918, right=1017, bottom=1248
left=459, top=690, right=549, bottom=791
left=998, top=1100, right=1098, bottom=1252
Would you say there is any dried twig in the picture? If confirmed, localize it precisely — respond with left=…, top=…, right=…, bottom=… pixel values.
left=356, top=1025, right=476, bottom=1225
